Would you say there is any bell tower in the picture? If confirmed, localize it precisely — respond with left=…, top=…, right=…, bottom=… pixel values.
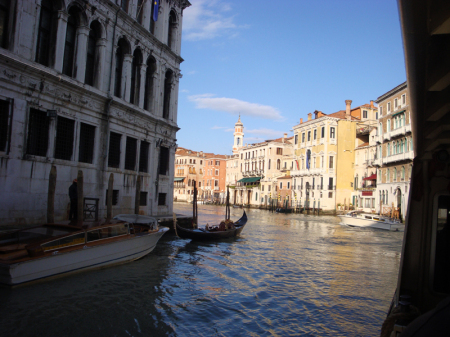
left=233, top=116, right=244, bottom=154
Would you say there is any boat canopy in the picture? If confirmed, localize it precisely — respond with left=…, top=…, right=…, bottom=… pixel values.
left=363, top=174, right=377, bottom=180
left=237, top=177, right=262, bottom=183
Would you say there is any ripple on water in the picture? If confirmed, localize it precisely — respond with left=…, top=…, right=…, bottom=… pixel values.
left=0, top=204, right=402, bottom=337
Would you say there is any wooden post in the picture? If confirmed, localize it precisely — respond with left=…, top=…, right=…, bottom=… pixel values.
left=135, top=175, right=141, bottom=215
left=173, top=212, right=178, bottom=236
left=107, top=173, right=114, bottom=221
left=47, top=165, right=57, bottom=223
left=77, top=170, right=84, bottom=226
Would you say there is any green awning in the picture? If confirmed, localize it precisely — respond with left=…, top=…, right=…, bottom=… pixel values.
left=392, top=109, right=406, bottom=117
left=238, top=177, right=261, bottom=183
left=174, top=177, right=185, bottom=182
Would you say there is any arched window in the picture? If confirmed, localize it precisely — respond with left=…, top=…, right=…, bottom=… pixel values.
left=277, top=159, right=281, bottom=170
left=144, top=56, right=156, bottom=111
left=397, top=141, right=401, bottom=154
left=168, top=10, right=177, bottom=50
left=354, top=175, right=358, bottom=190
left=36, top=0, right=58, bottom=67
left=268, top=159, right=271, bottom=170
left=402, top=166, right=405, bottom=180
left=394, top=168, right=397, bottom=181
left=386, top=190, right=388, bottom=204
left=387, top=168, right=390, bottom=182
left=163, top=69, right=173, bottom=119
left=63, top=6, right=82, bottom=77
left=382, top=191, right=385, bottom=205
left=387, top=143, right=390, bottom=156
left=85, top=20, right=101, bottom=87
left=130, top=48, right=142, bottom=105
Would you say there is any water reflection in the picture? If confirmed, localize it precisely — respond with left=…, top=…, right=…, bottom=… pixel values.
left=0, top=204, right=402, bottom=336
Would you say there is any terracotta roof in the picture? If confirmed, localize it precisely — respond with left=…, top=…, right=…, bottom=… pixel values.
left=326, top=110, right=360, bottom=120
left=277, top=175, right=292, bottom=180
left=357, top=142, right=370, bottom=148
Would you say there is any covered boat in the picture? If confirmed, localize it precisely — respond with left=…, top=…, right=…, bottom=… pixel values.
left=0, top=215, right=168, bottom=286
left=338, top=211, right=404, bottom=231
left=176, top=211, right=247, bottom=241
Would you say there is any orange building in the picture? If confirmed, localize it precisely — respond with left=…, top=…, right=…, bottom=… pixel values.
left=276, top=175, right=292, bottom=207
left=202, top=154, right=227, bottom=202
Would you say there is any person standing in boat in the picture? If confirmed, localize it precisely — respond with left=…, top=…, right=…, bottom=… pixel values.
left=69, top=179, right=78, bottom=221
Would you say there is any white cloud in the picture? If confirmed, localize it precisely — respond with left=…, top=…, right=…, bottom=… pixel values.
left=182, top=0, right=246, bottom=41
left=188, top=94, right=283, bottom=120
left=180, top=89, right=189, bottom=93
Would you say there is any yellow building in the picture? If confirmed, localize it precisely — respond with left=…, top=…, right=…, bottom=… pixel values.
left=291, top=101, right=360, bottom=212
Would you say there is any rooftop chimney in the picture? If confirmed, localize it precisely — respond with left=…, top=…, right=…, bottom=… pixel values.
left=284, top=133, right=287, bottom=139
left=300, top=118, right=303, bottom=124
left=308, top=113, right=312, bottom=121
left=345, top=100, right=352, bottom=120
left=370, top=100, right=374, bottom=108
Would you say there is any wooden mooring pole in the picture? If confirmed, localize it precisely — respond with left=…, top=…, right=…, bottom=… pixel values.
left=107, top=173, right=114, bottom=221
left=77, top=170, right=84, bottom=226
left=47, top=165, right=57, bottom=223
left=135, top=175, right=141, bottom=215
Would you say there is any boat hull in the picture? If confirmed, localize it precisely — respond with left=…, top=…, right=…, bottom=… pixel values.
left=338, top=215, right=404, bottom=231
left=0, top=227, right=168, bottom=286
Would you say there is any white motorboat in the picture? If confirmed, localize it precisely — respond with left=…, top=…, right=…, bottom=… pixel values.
left=338, top=211, right=404, bottom=231
left=0, top=215, right=168, bottom=286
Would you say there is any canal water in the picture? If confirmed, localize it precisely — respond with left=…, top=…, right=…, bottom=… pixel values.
left=0, top=204, right=402, bottom=336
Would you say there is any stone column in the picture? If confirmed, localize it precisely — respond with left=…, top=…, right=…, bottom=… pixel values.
left=138, top=63, right=147, bottom=109
left=75, top=26, right=90, bottom=83
left=122, top=54, right=133, bottom=102
left=54, top=10, right=69, bottom=72
left=95, top=38, right=107, bottom=91
left=142, top=0, right=151, bottom=30
left=150, top=73, right=158, bottom=114
left=171, top=73, right=181, bottom=123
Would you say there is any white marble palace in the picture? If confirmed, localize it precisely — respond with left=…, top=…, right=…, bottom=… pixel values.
left=0, top=0, right=190, bottom=225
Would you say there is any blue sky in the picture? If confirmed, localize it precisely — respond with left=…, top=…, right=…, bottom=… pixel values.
left=177, top=0, right=405, bottom=155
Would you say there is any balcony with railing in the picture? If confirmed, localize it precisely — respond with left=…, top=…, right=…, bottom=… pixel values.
left=383, top=124, right=412, bottom=141
left=327, top=185, right=336, bottom=190
left=383, top=150, right=414, bottom=164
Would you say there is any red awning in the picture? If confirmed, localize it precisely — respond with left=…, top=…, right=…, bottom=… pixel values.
left=363, top=174, right=377, bottom=180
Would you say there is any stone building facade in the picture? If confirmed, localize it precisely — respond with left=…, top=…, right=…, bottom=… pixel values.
left=0, top=0, right=190, bottom=225
left=174, top=148, right=205, bottom=202
left=375, top=82, right=413, bottom=219
left=351, top=101, right=379, bottom=211
left=291, top=101, right=359, bottom=211
left=202, top=154, right=227, bottom=202
left=226, top=117, right=294, bottom=207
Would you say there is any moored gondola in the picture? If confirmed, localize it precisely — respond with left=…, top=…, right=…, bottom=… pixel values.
left=176, top=211, right=247, bottom=241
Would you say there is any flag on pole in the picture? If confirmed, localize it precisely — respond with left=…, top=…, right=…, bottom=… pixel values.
left=153, top=0, right=159, bottom=21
